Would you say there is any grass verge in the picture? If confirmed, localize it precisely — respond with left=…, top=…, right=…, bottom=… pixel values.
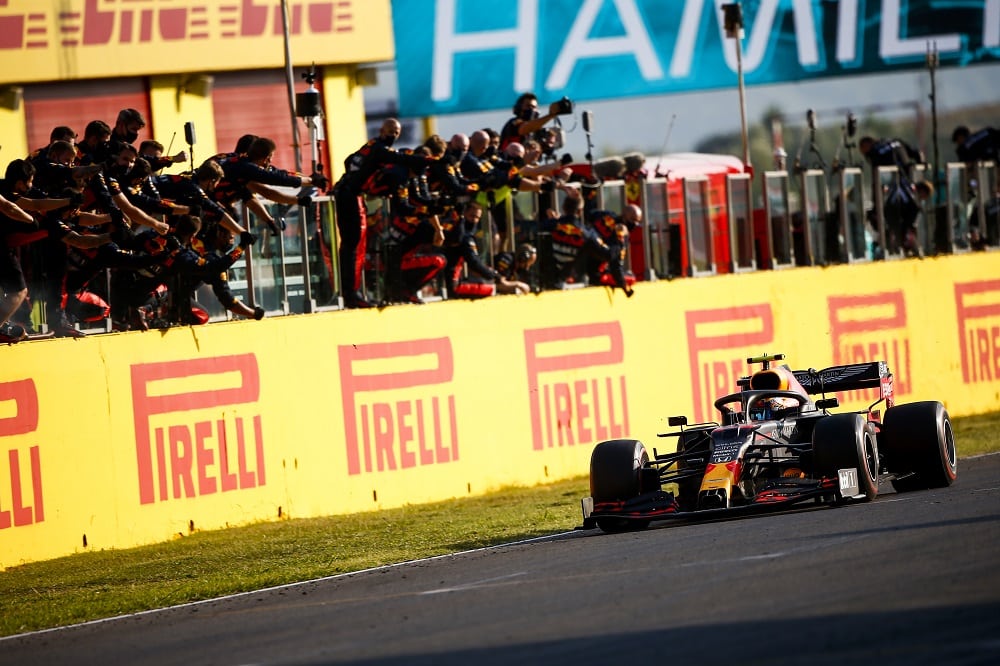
left=2, top=411, right=997, bottom=637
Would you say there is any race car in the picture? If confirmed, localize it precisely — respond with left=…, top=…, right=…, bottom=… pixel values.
left=580, top=353, right=957, bottom=532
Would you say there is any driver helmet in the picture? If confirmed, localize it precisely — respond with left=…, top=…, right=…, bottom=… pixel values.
left=749, top=397, right=797, bottom=421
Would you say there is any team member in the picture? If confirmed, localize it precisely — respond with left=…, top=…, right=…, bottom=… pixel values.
left=333, top=118, right=428, bottom=308
left=499, top=92, right=566, bottom=151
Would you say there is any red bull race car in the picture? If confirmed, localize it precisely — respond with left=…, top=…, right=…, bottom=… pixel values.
left=580, top=353, right=958, bottom=532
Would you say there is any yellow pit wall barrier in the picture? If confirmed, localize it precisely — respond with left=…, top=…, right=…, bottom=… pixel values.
left=3, top=253, right=1000, bottom=568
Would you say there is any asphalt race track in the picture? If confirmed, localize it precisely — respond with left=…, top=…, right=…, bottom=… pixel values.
left=3, top=454, right=999, bottom=666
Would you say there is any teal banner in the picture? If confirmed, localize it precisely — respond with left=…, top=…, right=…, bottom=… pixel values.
left=391, top=0, right=1000, bottom=117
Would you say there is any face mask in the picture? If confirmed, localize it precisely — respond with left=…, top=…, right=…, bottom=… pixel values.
left=382, top=134, right=396, bottom=147
left=482, top=146, right=496, bottom=159
left=519, top=107, right=537, bottom=121
left=510, top=156, right=525, bottom=168
left=124, top=130, right=139, bottom=144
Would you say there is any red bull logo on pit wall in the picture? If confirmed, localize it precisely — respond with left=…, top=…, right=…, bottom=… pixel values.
left=339, top=338, right=458, bottom=476
left=524, top=323, right=629, bottom=451
left=687, top=305, right=774, bottom=424
left=0, top=379, right=44, bottom=529
left=955, top=279, right=1000, bottom=384
left=131, top=354, right=265, bottom=505
left=0, top=0, right=355, bottom=50
left=828, top=292, right=911, bottom=401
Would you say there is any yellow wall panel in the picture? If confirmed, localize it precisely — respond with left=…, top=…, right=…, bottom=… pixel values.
left=3, top=253, right=1000, bottom=568
left=0, top=1, right=394, bottom=85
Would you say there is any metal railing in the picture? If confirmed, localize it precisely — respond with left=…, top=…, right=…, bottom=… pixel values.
left=51, top=159, right=999, bottom=335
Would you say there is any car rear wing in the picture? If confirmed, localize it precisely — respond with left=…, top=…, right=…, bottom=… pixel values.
left=792, top=361, right=892, bottom=400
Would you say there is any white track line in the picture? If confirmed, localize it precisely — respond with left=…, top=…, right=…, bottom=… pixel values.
left=0, top=531, right=577, bottom=642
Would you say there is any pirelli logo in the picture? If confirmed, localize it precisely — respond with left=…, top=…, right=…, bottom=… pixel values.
left=686, top=305, right=774, bottom=423
left=130, top=354, right=265, bottom=505
left=0, top=379, right=44, bottom=529
left=828, top=292, right=911, bottom=399
left=339, top=338, right=458, bottom=476
left=524, top=323, right=629, bottom=451
left=955, top=279, right=1000, bottom=384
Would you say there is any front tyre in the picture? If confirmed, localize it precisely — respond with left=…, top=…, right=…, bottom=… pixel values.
left=812, top=414, right=879, bottom=501
left=590, top=439, right=649, bottom=502
left=590, top=439, right=650, bottom=533
left=881, top=401, right=957, bottom=491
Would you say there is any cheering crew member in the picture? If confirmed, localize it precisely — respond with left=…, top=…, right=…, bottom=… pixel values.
left=28, top=126, right=77, bottom=169
left=499, top=92, right=564, bottom=151
left=213, top=136, right=324, bottom=238
left=165, top=216, right=260, bottom=325
left=1, top=160, right=114, bottom=337
left=493, top=242, right=536, bottom=295
left=138, top=139, right=187, bottom=174
left=382, top=167, right=447, bottom=304
left=548, top=188, right=633, bottom=296
left=333, top=118, right=429, bottom=308
left=951, top=125, right=1000, bottom=164
left=121, top=158, right=190, bottom=219
left=439, top=201, right=525, bottom=299
left=154, top=159, right=246, bottom=235
left=585, top=204, right=641, bottom=293
left=859, top=136, right=926, bottom=256
left=76, top=120, right=113, bottom=166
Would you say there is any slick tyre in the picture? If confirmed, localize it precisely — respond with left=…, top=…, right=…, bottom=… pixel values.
left=881, top=401, right=957, bottom=492
left=812, top=413, right=879, bottom=501
left=590, top=439, right=649, bottom=533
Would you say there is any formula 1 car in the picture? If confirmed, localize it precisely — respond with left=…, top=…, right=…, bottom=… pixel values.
left=580, top=353, right=957, bottom=532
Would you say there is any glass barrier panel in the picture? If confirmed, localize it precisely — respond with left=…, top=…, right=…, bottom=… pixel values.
left=800, top=170, right=829, bottom=266
left=909, top=164, right=933, bottom=256
left=838, top=169, right=869, bottom=262
left=513, top=190, right=540, bottom=245
left=946, top=162, right=969, bottom=251
left=642, top=179, right=671, bottom=278
left=602, top=181, right=625, bottom=215
left=726, top=174, right=755, bottom=271
left=683, top=177, right=714, bottom=276
left=764, top=172, right=793, bottom=268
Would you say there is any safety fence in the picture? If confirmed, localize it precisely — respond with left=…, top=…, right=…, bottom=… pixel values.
left=37, top=158, right=1000, bottom=334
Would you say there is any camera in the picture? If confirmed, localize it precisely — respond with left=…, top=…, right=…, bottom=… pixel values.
left=554, top=96, right=574, bottom=115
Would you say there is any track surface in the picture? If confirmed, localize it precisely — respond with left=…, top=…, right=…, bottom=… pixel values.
left=4, top=455, right=999, bottom=666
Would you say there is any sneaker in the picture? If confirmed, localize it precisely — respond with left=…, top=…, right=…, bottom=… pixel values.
left=344, top=291, right=375, bottom=309
left=0, top=322, right=26, bottom=343
left=51, top=312, right=86, bottom=338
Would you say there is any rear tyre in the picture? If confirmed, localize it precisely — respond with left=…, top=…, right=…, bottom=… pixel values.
left=881, top=401, right=957, bottom=492
left=812, top=414, right=879, bottom=501
left=590, top=439, right=650, bottom=533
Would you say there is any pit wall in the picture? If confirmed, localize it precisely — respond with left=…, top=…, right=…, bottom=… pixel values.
left=3, top=253, right=1000, bottom=568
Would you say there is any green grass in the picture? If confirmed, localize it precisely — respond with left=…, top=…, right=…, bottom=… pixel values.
left=1, top=410, right=997, bottom=637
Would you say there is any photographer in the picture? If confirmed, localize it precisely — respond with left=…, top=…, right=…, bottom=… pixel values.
left=500, top=93, right=571, bottom=151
